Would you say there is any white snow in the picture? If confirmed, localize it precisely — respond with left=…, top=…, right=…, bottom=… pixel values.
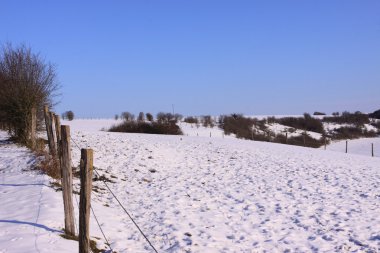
left=266, top=123, right=323, bottom=139
left=2, top=119, right=380, bottom=252
left=326, top=137, right=380, bottom=157
left=0, top=131, right=77, bottom=253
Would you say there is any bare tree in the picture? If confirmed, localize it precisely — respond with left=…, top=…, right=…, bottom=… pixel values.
left=146, top=112, right=153, bottom=122
left=0, top=43, right=59, bottom=144
left=121, top=111, right=135, bottom=121
left=137, top=112, right=145, bottom=122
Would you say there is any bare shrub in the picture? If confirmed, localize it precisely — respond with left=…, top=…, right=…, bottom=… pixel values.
left=184, top=116, right=198, bottom=124
left=278, top=113, right=324, bottom=133
left=368, top=109, right=380, bottom=119
left=146, top=113, right=153, bottom=122
left=109, top=121, right=182, bottom=135
left=201, top=115, right=214, bottom=127
left=0, top=43, right=59, bottom=144
left=156, top=112, right=180, bottom=123
left=137, top=112, right=145, bottom=122
left=323, top=111, right=369, bottom=126
left=62, top=110, right=74, bottom=121
left=121, top=111, right=135, bottom=121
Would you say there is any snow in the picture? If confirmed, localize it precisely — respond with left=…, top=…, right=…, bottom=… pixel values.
left=0, top=131, right=77, bottom=253
left=326, top=137, right=380, bottom=157
left=2, top=119, right=380, bottom=252
left=266, top=123, right=323, bottom=139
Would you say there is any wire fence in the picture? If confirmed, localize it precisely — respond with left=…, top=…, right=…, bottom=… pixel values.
left=70, top=137, right=158, bottom=253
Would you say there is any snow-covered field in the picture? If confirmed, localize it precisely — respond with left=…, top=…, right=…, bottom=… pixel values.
left=326, top=137, right=380, bottom=158
left=1, top=119, right=380, bottom=252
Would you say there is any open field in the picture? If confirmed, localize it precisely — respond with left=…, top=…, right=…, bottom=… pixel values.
left=1, top=119, right=380, bottom=252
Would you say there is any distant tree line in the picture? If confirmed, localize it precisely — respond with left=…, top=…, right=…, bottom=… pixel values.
left=109, top=111, right=183, bottom=135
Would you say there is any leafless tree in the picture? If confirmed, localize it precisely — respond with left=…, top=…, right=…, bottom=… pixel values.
left=121, top=111, right=135, bottom=121
left=146, top=113, right=153, bottom=122
left=0, top=43, right=59, bottom=144
left=137, top=112, right=145, bottom=122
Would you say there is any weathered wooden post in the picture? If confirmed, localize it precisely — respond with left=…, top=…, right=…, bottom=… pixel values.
left=285, top=132, right=288, bottom=144
left=346, top=140, right=348, bottom=153
left=30, top=107, right=37, bottom=149
left=43, top=106, right=57, bottom=157
left=54, top=114, right=62, bottom=176
left=60, top=125, right=75, bottom=236
left=54, top=114, right=61, bottom=147
left=50, top=112, right=57, bottom=148
left=79, top=149, right=94, bottom=253
left=372, top=143, right=374, bottom=157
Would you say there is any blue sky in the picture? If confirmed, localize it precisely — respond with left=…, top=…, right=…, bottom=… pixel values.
left=1, top=1, right=379, bottom=117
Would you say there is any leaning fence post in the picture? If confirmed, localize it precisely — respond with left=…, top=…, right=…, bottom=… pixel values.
left=79, top=149, right=94, bottom=253
left=60, top=125, right=75, bottom=236
left=30, top=107, right=37, bottom=149
left=44, top=106, right=57, bottom=157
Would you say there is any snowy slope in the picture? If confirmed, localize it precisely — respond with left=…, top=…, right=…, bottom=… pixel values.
left=66, top=123, right=380, bottom=252
left=2, top=120, right=380, bottom=252
left=0, top=131, right=77, bottom=253
left=326, top=137, right=380, bottom=157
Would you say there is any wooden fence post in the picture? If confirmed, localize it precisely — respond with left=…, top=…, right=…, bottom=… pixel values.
left=50, top=112, right=57, bottom=148
left=285, top=132, right=288, bottom=144
left=30, top=107, right=37, bottom=149
left=54, top=114, right=61, bottom=146
left=324, top=136, right=327, bottom=150
left=372, top=143, right=374, bottom=157
left=44, top=106, right=57, bottom=157
left=79, top=149, right=94, bottom=253
left=346, top=140, right=348, bottom=153
left=60, top=125, right=75, bottom=236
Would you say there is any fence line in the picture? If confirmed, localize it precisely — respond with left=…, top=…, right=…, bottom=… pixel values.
left=70, top=136, right=158, bottom=253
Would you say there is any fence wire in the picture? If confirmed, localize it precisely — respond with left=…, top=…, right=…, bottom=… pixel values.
left=70, top=136, right=158, bottom=253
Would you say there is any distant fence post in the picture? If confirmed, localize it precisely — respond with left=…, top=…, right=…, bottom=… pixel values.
left=324, top=136, right=327, bottom=150
left=346, top=140, right=348, bottom=153
left=30, top=107, right=37, bottom=149
left=285, top=132, right=288, bottom=144
left=60, top=125, right=75, bottom=236
left=79, top=149, right=94, bottom=253
left=44, top=106, right=57, bottom=157
left=372, top=143, right=374, bottom=157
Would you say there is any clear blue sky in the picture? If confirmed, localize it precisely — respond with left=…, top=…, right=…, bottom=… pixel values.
left=1, top=1, right=379, bottom=117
